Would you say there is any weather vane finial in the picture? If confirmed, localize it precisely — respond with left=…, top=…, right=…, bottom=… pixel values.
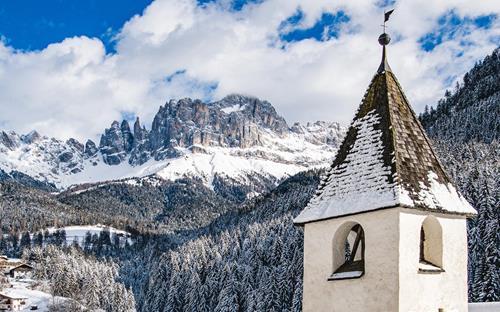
left=377, top=9, right=394, bottom=73
left=382, top=9, right=394, bottom=33
left=379, top=9, right=394, bottom=46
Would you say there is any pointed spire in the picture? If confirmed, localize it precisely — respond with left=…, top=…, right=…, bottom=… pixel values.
left=293, top=12, right=476, bottom=224
left=377, top=9, right=393, bottom=73
left=377, top=34, right=392, bottom=73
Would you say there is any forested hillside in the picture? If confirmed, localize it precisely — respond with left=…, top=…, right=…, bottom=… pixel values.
left=136, top=171, right=317, bottom=311
left=26, top=245, right=136, bottom=311
left=420, top=48, right=499, bottom=143
left=419, top=47, right=500, bottom=302
left=433, top=141, right=499, bottom=302
left=0, top=176, right=243, bottom=235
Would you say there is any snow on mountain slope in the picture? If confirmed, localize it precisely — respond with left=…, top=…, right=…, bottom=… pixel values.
left=0, top=129, right=337, bottom=190
left=0, top=130, right=86, bottom=185
left=221, top=103, right=247, bottom=114
left=154, top=128, right=338, bottom=187
left=63, top=124, right=339, bottom=189
left=45, top=225, right=132, bottom=246
left=0, top=95, right=345, bottom=190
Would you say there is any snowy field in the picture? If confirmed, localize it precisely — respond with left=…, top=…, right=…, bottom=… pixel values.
left=1, top=279, right=75, bottom=311
left=469, top=302, right=500, bottom=311
left=44, top=224, right=132, bottom=246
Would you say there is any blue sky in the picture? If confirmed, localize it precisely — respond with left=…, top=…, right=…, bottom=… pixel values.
left=0, top=0, right=152, bottom=52
left=278, top=9, right=350, bottom=43
left=197, top=0, right=262, bottom=11
left=0, top=0, right=353, bottom=51
left=2, top=1, right=496, bottom=55
left=419, top=10, right=497, bottom=52
left=0, top=0, right=498, bottom=140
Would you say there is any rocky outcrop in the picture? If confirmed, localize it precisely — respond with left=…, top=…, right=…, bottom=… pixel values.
left=21, top=130, right=41, bottom=144
left=133, top=117, right=148, bottom=144
left=95, top=95, right=293, bottom=165
left=0, top=130, right=87, bottom=183
left=99, top=121, right=130, bottom=165
left=0, top=131, right=20, bottom=150
left=84, top=140, right=98, bottom=158
left=67, top=138, right=84, bottom=153
left=291, top=121, right=346, bottom=146
left=58, top=151, right=74, bottom=162
left=122, top=121, right=134, bottom=152
left=214, top=94, right=289, bottom=134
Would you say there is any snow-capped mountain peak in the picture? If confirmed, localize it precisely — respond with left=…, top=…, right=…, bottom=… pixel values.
left=0, top=95, right=345, bottom=190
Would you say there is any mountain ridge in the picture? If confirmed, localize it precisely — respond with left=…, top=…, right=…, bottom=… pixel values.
left=0, top=94, right=345, bottom=191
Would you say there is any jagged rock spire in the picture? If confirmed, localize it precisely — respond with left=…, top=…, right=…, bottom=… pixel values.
left=294, top=25, right=476, bottom=225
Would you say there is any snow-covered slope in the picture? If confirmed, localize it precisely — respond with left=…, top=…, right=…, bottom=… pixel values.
left=1, top=281, right=79, bottom=312
left=44, top=225, right=132, bottom=246
left=0, top=130, right=86, bottom=185
left=0, top=95, right=345, bottom=190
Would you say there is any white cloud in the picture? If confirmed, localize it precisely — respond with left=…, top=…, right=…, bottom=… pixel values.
left=0, top=0, right=498, bottom=141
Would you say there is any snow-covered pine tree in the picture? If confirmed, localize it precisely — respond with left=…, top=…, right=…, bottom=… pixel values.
left=476, top=183, right=500, bottom=302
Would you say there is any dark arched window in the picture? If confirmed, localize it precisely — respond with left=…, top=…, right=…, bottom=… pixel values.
left=420, top=226, right=425, bottom=262
left=330, top=223, right=365, bottom=280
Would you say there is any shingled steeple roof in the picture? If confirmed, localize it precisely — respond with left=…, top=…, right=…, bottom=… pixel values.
left=294, top=31, right=476, bottom=225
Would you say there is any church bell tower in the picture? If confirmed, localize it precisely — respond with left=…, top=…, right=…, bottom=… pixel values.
left=294, top=11, right=477, bottom=312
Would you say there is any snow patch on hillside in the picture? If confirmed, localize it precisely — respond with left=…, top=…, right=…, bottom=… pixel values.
left=44, top=225, right=131, bottom=246
left=221, top=104, right=246, bottom=114
left=2, top=284, right=74, bottom=311
left=153, top=128, right=337, bottom=188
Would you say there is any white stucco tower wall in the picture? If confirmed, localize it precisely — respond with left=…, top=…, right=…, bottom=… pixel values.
left=302, top=208, right=401, bottom=312
left=399, top=209, right=469, bottom=312
left=301, top=207, right=470, bottom=312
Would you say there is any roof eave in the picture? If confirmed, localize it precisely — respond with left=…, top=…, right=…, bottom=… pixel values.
left=293, top=203, right=476, bottom=226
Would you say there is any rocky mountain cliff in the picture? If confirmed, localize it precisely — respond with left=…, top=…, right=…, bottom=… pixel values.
left=0, top=94, right=345, bottom=190
left=98, top=94, right=290, bottom=166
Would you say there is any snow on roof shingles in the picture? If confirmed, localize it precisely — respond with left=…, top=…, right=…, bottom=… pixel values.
left=0, top=292, right=28, bottom=300
left=294, top=68, right=476, bottom=225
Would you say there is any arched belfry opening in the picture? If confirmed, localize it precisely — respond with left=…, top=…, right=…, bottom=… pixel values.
left=419, top=216, right=444, bottom=272
left=330, top=222, right=365, bottom=280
